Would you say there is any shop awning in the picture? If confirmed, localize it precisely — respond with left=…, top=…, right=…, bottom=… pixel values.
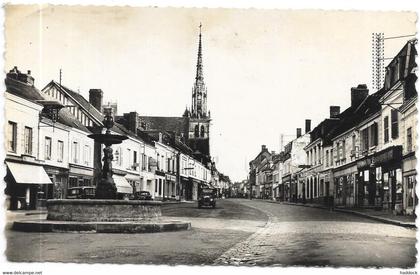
left=114, top=175, right=133, bottom=194
left=6, top=162, right=52, bottom=185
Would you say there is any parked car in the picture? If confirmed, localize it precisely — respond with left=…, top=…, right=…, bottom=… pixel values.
left=67, top=187, right=96, bottom=199
left=198, top=188, right=216, bottom=208
left=134, top=191, right=153, bottom=200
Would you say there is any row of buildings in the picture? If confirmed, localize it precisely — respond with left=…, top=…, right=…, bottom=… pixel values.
left=4, top=27, right=230, bottom=210
left=249, top=39, right=417, bottom=216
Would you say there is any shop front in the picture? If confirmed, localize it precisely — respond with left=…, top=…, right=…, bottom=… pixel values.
left=165, top=174, right=177, bottom=200
left=333, top=163, right=357, bottom=207
left=125, top=173, right=140, bottom=194
left=5, top=161, right=52, bottom=210
left=282, top=174, right=291, bottom=202
left=374, top=146, right=403, bottom=213
left=318, top=170, right=333, bottom=206
left=154, top=170, right=166, bottom=200
left=68, top=165, right=94, bottom=199
left=356, top=146, right=403, bottom=211
left=44, top=166, right=69, bottom=200
left=402, top=152, right=416, bottom=215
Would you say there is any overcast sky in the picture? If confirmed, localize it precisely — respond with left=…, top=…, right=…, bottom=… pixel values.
left=5, top=5, right=417, bottom=181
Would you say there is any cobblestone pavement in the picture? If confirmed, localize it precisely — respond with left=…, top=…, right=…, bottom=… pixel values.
left=214, top=199, right=417, bottom=267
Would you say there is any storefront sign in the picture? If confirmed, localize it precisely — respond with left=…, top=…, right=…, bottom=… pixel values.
left=374, top=146, right=402, bottom=166
left=166, top=174, right=176, bottom=181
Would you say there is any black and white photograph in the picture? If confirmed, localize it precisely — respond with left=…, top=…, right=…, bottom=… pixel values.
left=0, top=1, right=418, bottom=274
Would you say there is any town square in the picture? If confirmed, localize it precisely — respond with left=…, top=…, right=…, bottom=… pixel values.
left=1, top=3, right=418, bottom=273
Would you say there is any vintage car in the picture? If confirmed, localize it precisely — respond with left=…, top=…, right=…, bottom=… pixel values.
left=67, top=186, right=96, bottom=199
left=198, top=188, right=216, bottom=208
left=134, top=191, right=153, bottom=200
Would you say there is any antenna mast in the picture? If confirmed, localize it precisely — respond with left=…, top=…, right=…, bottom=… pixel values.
left=371, top=33, right=385, bottom=92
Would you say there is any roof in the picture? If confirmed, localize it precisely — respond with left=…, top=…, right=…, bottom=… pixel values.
left=5, top=77, right=44, bottom=103
left=5, top=76, right=91, bottom=133
left=54, top=108, right=91, bottom=133
left=43, top=81, right=104, bottom=126
left=138, top=116, right=188, bottom=134
left=328, top=87, right=387, bottom=140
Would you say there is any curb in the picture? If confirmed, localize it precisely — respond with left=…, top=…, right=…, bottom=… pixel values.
left=12, top=220, right=192, bottom=233
left=257, top=199, right=416, bottom=229
left=333, top=208, right=416, bottom=229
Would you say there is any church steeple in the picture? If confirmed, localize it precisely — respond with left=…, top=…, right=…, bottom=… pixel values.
left=191, top=23, right=208, bottom=119
left=195, top=23, right=203, bottom=82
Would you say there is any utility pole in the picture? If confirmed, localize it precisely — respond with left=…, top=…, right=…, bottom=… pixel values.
left=59, top=68, right=62, bottom=86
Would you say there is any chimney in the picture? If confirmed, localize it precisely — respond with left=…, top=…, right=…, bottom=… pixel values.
left=125, top=111, right=138, bottom=133
left=305, top=119, right=311, bottom=133
left=296, top=128, right=302, bottom=138
left=330, top=106, right=341, bottom=118
left=261, top=145, right=267, bottom=151
left=351, top=84, right=369, bottom=107
left=89, top=89, right=103, bottom=112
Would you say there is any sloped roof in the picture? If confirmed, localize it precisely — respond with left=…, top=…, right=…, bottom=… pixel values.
left=55, top=108, right=91, bottom=133
left=328, top=88, right=387, bottom=140
left=43, top=81, right=104, bottom=126
left=5, top=77, right=44, bottom=103
left=5, top=77, right=90, bottom=133
left=138, top=116, right=187, bottom=134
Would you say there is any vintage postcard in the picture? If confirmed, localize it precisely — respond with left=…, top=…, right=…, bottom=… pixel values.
left=1, top=2, right=418, bottom=275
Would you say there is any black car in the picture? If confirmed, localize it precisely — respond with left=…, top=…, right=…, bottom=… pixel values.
left=67, top=187, right=96, bottom=199
left=134, top=191, right=153, bottom=200
left=198, top=188, right=216, bottom=208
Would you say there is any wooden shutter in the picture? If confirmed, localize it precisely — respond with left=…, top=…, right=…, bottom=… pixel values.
left=391, top=109, right=399, bottom=139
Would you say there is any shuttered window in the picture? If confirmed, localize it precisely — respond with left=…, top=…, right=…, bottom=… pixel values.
left=391, top=109, right=399, bottom=139
left=384, top=116, right=389, bottom=143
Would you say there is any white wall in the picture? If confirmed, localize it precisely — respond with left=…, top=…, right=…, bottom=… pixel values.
left=5, top=93, right=43, bottom=159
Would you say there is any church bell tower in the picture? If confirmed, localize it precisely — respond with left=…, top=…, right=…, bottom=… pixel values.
left=186, top=23, right=211, bottom=161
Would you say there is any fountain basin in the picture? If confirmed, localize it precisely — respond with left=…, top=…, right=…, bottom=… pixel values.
left=88, top=133, right=128, bottom=145
left=13, top=199, right=191, bottom=233
left=46, top=199, right=162, bottom=222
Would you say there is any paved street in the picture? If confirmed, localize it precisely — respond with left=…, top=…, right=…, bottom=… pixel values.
left=6, top=199, right=416, bottom=267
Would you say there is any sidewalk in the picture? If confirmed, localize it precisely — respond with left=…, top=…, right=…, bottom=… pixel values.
left=255, top=199, right=416, bottom=229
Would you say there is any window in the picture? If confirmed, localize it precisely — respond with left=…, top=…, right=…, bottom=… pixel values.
left=200, top=125, right=205, bottom=137
left=370, top=122, right=378, bottom=146
left=133, top=151, right=138, bottom=170
left=72, top=142, right=79, bottom=163
left=391, top=109, right=399, bottom=139
left=407, top=127, right=413, bottom=153
left=45, top=137, right=52, bottom=160
left=127, top=149, right=132, bottom=168
left=57, top=141, right=64, bottom=162
left=24, top=127, right=33, bottom=155
left=69, top=177, right=78, bottom=188
left=194, top=125, right=199, bottom=137
left=342, top=140, right=346, bottom=161
left=330, top=150, right=333, bottom=166
left=7, top=121, right=17, bottom=152
left=148, top=156, right=153, bottom=172
left=326, top=150, right=329, bottom=167
left=155, top=179, right=158, bottom=193
left=361, top=128, right=369, bottom=152
left=384, top=116, right=389, bottom=143
left=84, top=145, right=90, bottom=165
left=159, top=179, right=162, bottom=195
left=141, top=154, right=147, bottom=171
